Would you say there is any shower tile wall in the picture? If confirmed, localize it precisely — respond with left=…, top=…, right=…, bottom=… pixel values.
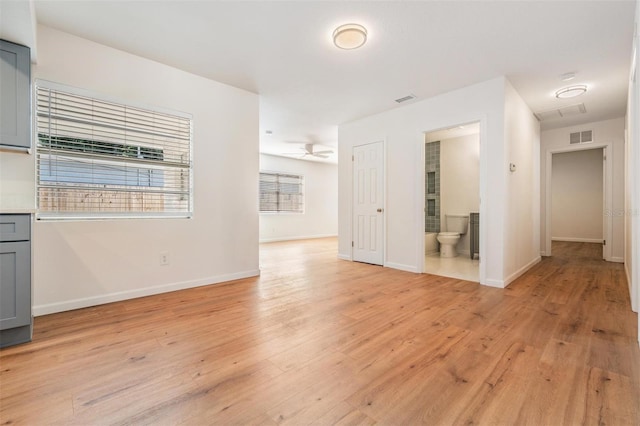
left=425, top=141, right=440, bottom=233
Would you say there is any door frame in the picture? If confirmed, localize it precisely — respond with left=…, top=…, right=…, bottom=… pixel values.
left=351, top=140, right=386, bottom=265
left=544, top=142, right=612, bottom=260
left=417, top=118, right=488, bottom=285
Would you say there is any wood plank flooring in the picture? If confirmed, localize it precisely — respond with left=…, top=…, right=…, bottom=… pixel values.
left=1, top=239, right=638, bottom=425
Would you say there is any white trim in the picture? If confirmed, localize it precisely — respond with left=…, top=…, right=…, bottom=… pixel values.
left=483, top=279, right=505, bottom=288
left=540, top=251, right=548, bottom=256
left=259, top=234, right=337, bottom=243
left=544, top=143, right=612, bottom=260
left=485, top=256, right=541, bottom=288
left=609, top=256, right=624, bottom=263
left=385, top=262, right=419, bottom=273
left=337, top=253, right=352, bottom=261
left=504, top=256, right=542, bottom=287
left=551, top=237, right=604, bottom=243
left=32, top=269, right=260, bottom=316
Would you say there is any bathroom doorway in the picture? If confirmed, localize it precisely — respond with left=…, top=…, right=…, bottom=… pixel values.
left=422, top=122, right=480, bottom=281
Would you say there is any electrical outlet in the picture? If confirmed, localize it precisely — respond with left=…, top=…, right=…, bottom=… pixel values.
left=159, top=251, right=170, bottom=266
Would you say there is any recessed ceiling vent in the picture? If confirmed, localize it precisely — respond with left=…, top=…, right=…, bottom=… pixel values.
left=395, top=94, right=416, bottom=103
left=570, top=130, right=593, bottom=144
left=534, top=103, right=586, bottom=121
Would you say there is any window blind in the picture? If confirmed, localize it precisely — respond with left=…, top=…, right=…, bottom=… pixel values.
left=259, top=172, right=304, bottom=213
left=35, top=82, right=192, bottom=219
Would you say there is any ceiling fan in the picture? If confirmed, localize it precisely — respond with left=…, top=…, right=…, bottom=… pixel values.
left=284, top=143, right=334, bottom=159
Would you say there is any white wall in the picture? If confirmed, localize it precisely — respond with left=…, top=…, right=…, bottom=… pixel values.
left=625, top=0, right=639, bottom=340
left=259, top=154, right=337, bottom=242
left=503, top=80, right=541, bottom=283
left=440, top=133, right=480, bottom=254
left=551, top=149, right=604, bottom=242
left=540, top=117, right=626, bottom=262
left=8, top=26, right=259, bottom=315
left=338, top=76, right=540, bottom=287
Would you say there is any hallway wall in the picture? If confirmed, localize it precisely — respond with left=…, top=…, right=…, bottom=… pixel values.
left=551, top=149, right=604, bottom=242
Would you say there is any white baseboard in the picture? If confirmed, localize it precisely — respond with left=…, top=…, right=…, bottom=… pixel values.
left=540, top=251, right=548, bottom=257
left=626, top=262, right=638, bottom=313
left=504, top=256, right=542, bottom=287
left=482, top=256, right=541, bottom=289
left=385, top=262, right=419, bottom=273
left=33, top=269, right=261, bottom=316
left=551, top=237, right=603, bottom=243
left=259, top=234, right=337, bottom=243
left=483, top=279, right=505, bottom=288
left=337, top=253, right=351, bottom=261
left=609, top=256, right=624, bottom=263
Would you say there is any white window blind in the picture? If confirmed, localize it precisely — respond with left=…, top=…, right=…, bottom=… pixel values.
left=35, top=81, right=192, bottom=219
left=259, top=172, right=304, bottom=213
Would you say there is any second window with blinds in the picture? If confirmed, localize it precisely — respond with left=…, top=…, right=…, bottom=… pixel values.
left=259, top=172, right=304, bottom=213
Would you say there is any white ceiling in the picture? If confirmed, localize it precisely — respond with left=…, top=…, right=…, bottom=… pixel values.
left=8, top=1, right=638, bottom=163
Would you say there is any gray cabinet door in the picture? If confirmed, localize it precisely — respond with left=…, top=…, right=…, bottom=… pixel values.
left=0, top=39, right=31, bottom=149
left=0, top=241, right=31, bottom=330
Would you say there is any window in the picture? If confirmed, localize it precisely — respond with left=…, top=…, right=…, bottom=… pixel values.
left=35, top=81, right=192, bottom=219
left=259, top=172, right=304, bottom=213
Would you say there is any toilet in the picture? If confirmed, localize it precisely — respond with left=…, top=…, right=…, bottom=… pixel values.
left=437, top=214, right=469, bottom=258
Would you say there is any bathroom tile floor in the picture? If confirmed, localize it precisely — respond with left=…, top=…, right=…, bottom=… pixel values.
left=424, top=252, right=479, bottom=282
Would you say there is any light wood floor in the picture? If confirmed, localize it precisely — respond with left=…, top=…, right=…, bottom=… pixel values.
left=1, top=239, right=638, bottom=425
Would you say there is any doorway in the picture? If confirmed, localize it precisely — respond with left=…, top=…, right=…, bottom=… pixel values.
left=544, top=143, right=612, bottom=260
left=550, top=148, right=604, bottom=259
left=352, top=141, right=385, bottom=265
left=422, top=122, right=480, bottom=281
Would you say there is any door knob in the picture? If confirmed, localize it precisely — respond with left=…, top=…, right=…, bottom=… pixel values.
left=377, top=208, right=383, bottom=213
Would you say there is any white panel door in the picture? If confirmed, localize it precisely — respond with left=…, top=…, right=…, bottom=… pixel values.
left=353, top=141, right=384, bottom=265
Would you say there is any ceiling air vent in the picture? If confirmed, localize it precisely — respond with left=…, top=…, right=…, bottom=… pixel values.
left=558, top=103, right=587, bottom=117
left=535, top=109, right=561, bottom=121
left=569, top=130, right=593, bottom=144
left=395, top=94, right=416, bottom=103
left=534, top=103, right=586, bottom=121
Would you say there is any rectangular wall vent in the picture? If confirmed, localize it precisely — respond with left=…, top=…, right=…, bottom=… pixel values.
left=569, top=130, right=593, bottom=144
left=395, top=94, right=416, bottom=103
left=570, top=132, right=581, bottom=144
left=581, top=130, right=593, bottom=142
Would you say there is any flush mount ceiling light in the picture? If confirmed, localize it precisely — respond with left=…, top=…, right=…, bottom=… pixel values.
left=555, top=85, right=587, bottom=99
left=333, top=23, right=367, bottom=50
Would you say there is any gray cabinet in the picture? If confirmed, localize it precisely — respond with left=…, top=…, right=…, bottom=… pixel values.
left=0, top=214, right=32, bottom=347
left=1, top=39, right=31, bottom=150
left=470, top=212, right=479, bottom=260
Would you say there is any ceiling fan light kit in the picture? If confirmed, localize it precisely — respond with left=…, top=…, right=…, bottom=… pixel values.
left=283, top=143, right=334, bottom=159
